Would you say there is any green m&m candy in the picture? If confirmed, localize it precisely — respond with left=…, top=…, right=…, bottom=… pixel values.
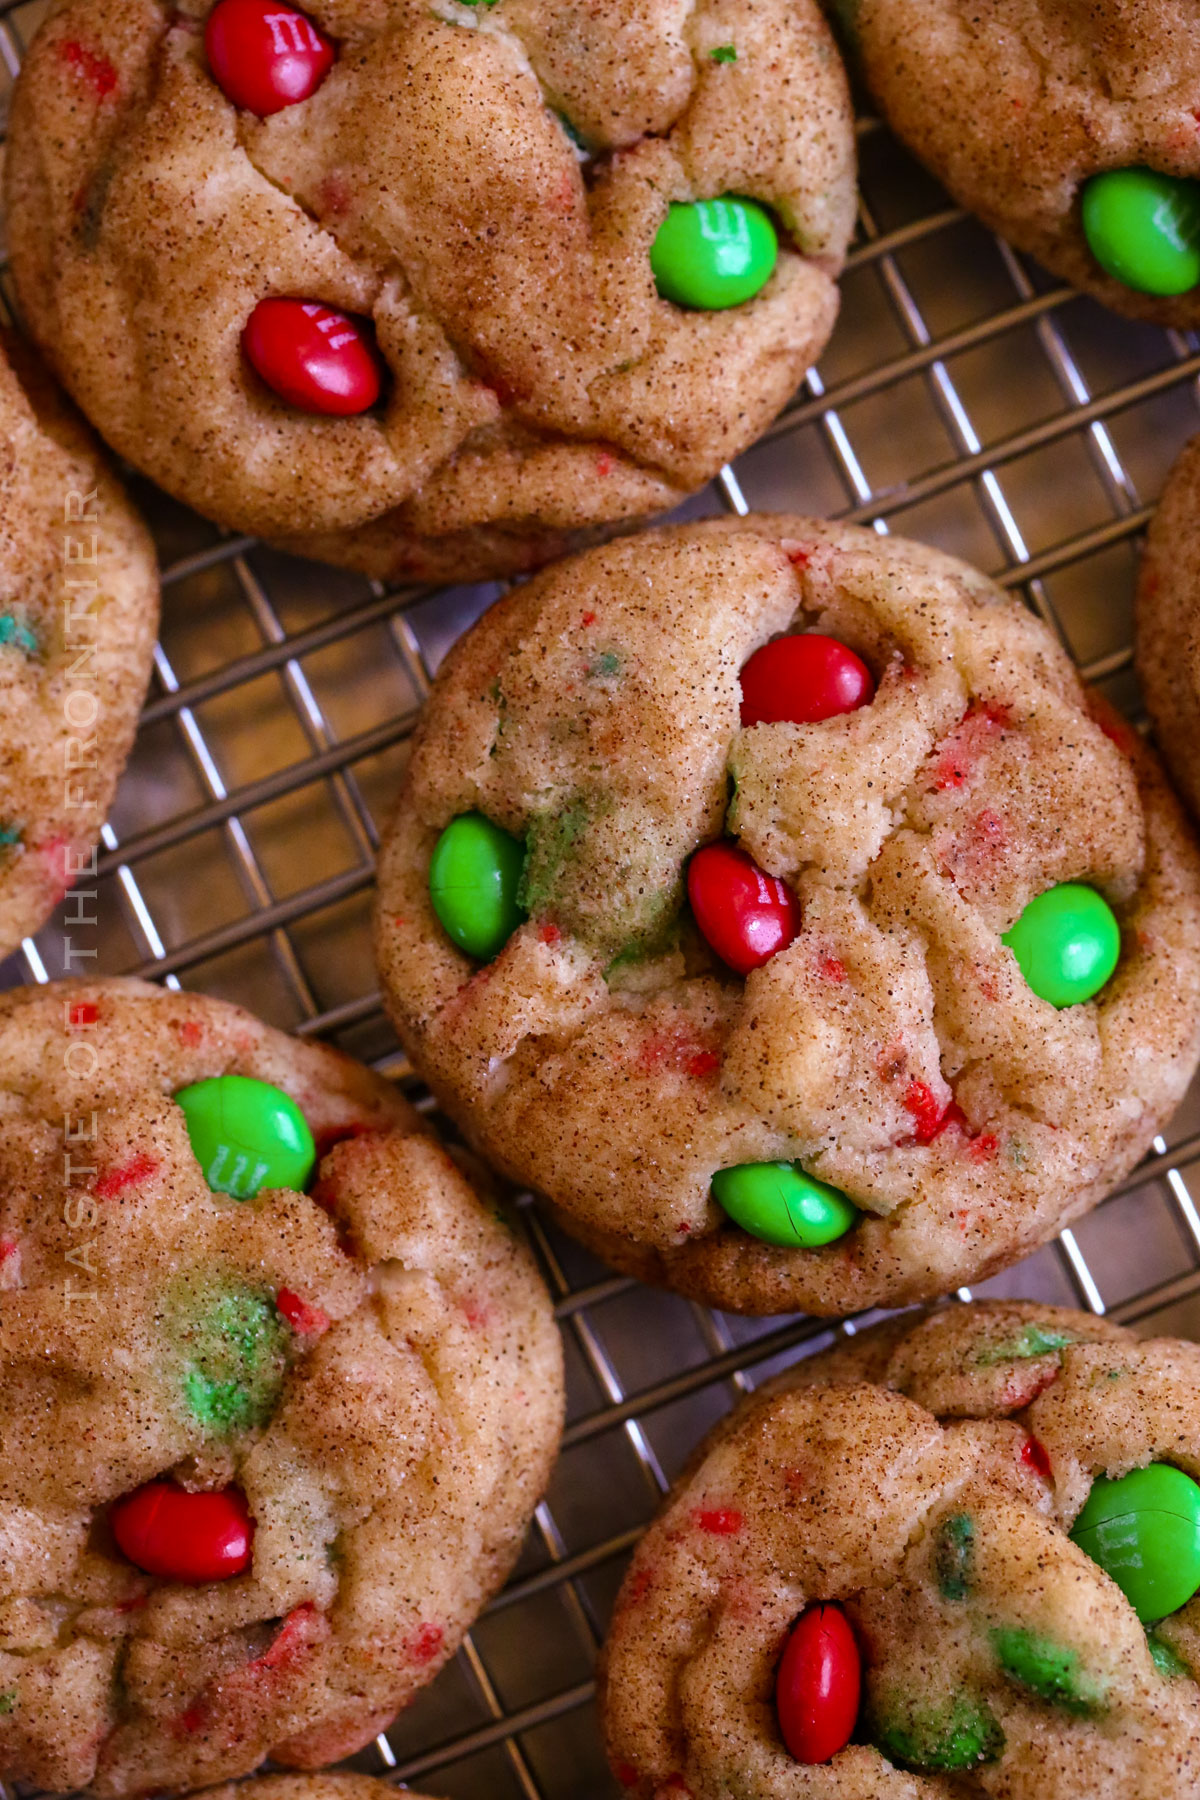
left=991, top=1626, right=1106, bottom=1715
left=711, top=1160, right=858, bottom=1248
left=873, top=1695, right=1003, bottom=1772
left=651, top=197, right=778, bottom=310
left=175, top=1075, right=315, bottom=1200
left=1070, top=1463, right=1200, bottom=1624
left=1081, top=168, right=1200, bottom=298
left=429, top=812, right=526, bottom=961
left=1002, top=883, right=1120, bottom=1008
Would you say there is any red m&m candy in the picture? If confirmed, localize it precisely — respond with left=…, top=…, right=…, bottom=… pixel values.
left=206, top=0, right=334, bottom=115
left=243, top=299, right=382, bottom=415
left=776, top=1602, right=861, bottom=1764
left=740, top=634, right=875, bottom=727
left=687, top=841, right=801, bottom=975
left=110, top=1480, right=254, bottom=1583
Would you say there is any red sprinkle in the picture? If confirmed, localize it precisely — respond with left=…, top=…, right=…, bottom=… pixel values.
left=95, top=1151, right=158, bottom=1200
left=69, top=1001, right=99, bottom=1027
left=59, top=38, right=118, bottom=97
left=172, top=1018, right=204, bottom=1048
left=902, top=1080, right=946, bottom=1146
left=969, top=1133, right=999, bottom=1161
left=276, top=1288, right=330, bottom=1336
left=818, top=953, right=847, bottom=984
left=539, top=923, right=562, bottom=945
left=694, top=1506, right=743, bottom=1535
left=406, top=1621, right=444, bottom=1664
left=0, top=1238, right=17, bottom=1262
left=687, top=1049, right=720, bottom=1079
left=596, top=452, right=615, bottom=477
left=257, top=1603, right=323, bottom=1672
left=581, top=611, right=597, bottom=627
left=1021, top=1436, right=1053, bottom=1481
left=615, top=1765, right=639, bottom=1789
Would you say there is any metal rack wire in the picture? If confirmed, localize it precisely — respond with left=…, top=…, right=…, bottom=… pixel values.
left=3, top=15, right=1200, bottom=1793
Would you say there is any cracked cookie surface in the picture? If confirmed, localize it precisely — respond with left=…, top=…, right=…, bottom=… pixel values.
left=830, top=0, right=1200, bottom=324
left=5, top=0, right=854, bottom=582
left=0, top=333, right=157, bottom=960
left=375, top=514, right=1200, bottom=1316
left=0, top=977, right=563, bottom=1796
left=600, top=1301, right=1200, bottom=1798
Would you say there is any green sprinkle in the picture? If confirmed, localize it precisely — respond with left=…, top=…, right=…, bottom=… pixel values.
left=975, top=1324, right=1078, bottom=1365
left=0, top=616, right=37, bottom=655
left=0, top=1691, right=15, bottom=1715
left=992, top=1627, right=1107, bottom=1715
left=934, top=1512, right=975, bottom=1601
left=586, top=649, right=621, bottom=679
left=710, top=43, right=737, bottom=60
left=557, top=111, right=589, bottom=152
left=179, top=1289, right=286, bottom=1435
left=874, top=1695, right=1003, bottom=1772
left=0, top=828, right=20, bottom=849
left=1148, top=1632, right=1191, bottom=1679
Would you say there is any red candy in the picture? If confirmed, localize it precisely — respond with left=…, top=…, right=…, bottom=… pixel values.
left=687, top=841, right=801, bottom=975
left=242, top=299, right=382, bottom=415
left=110, top=1480, right=254, bottom=1584
left=776, top=1602, right=861, bottom=1765
left=740, top=634, right=875, bottom=728
left=205, top=0, right=334, bottom=115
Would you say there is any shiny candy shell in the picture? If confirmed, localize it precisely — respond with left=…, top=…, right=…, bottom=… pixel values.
left=110, top=1480, right=253, bottom=1583
left=711, top=1161, right=857, bottom=1249
left=651, top=197, right=778, bottom=310
left=1001, top=883, right=1120, bottom=1008
left=740, top=634, right=875, bottom=727
left=206, top=0, right=335, bottom=115
left=429, top=812, right=527, bottom=961
left=1070, top=1463, right=1200, bottom=1624
left=243, top=299, right=382, bottom=415
left=1081, top=168, right=1200, bottom=298
left=687, top=841, right=801, bottom=975
left=175, top=1073, right=316, bottom=1199
left=776, top=1603, right=861, bottom=1764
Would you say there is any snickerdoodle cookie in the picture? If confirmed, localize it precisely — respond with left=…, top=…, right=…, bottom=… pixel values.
left=601, top=1301, right=1200, bottom=1797
left=375, top=515, right=1200, bottom=1316
left=0, top=334, right=157, bottom=959
left=6, top=0, right=855, bottom=582
left=0, top=977, right=563, bottom=1795
left=1138, top=431, right=1200, bottom=821
left=830, top=0, right=1200, bottom=323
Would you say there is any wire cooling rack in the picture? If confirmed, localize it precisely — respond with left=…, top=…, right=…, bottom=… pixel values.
left=4, top=14, right=1200, bottom=1794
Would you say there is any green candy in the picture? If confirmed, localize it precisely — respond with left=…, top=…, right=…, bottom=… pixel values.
left=1070, top=1464, right=1200, bottom=1623
left=711, top=1160, right=858, bottom=1249
left=1002, top=883, right=1120, bottom=1008
left=934, top=1512, right=975, bottom=1601
left=874, top=1695, right=1004, bottom=1772
left=179, top=1289, right=286, bottom=1433
left=991, top=1627, right=1106, bottom=1715
left=175, top=1074, right=315, bottom=1200
left=1081, top=168, right=1200, bottom=298
left=430, top=812, right=527, bottom=961
left=975, top=1323, right=1079, bottom=1365
left=651, top=198, right=778, bottom=310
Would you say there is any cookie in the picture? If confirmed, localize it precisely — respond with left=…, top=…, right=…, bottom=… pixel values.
left=5, top=0, right=855, bottom=585
left=0, top=977, right=563, bottom=1796
left=1137, top=432, right=1200, bottom=821
left=375, top=515, right=1200, bottom=1317
left=204, top=1778, right=435, bottom=1800
left=829, top=0, right=1200, bottom=325
left=0, top=333, right=157, bottom=959
left=600, top=1300, right=1200, bottom=1797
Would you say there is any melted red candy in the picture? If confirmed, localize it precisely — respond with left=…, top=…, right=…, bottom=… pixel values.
left=110, top=1480, right=253, bottom=1583
left=776, top=1602, right=861, bottom=1764
left=740, top=634, right=875, bottom=727
left=243, top=298, right=382, bottom=415
left=687, top=841, right=801, bottom=975
left=205, top=0, right=334, bottom=115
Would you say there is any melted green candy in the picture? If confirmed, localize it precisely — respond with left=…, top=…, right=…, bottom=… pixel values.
left=975, top=1324, right=1079, bottom=1365
left=992, top=1627, right=1107, bottom=1715
left=179, top=1289, right=287, bottom=1433
left=1148, top=1632, right=1191, bottom=1679
left=874, top=1695, right=1004, bottom=1772
left=0, top=616, right=37, bottom=655
left=0, top=1691, right=14, bottom=1715
left=934, top=1512, right=975, bottom=1601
